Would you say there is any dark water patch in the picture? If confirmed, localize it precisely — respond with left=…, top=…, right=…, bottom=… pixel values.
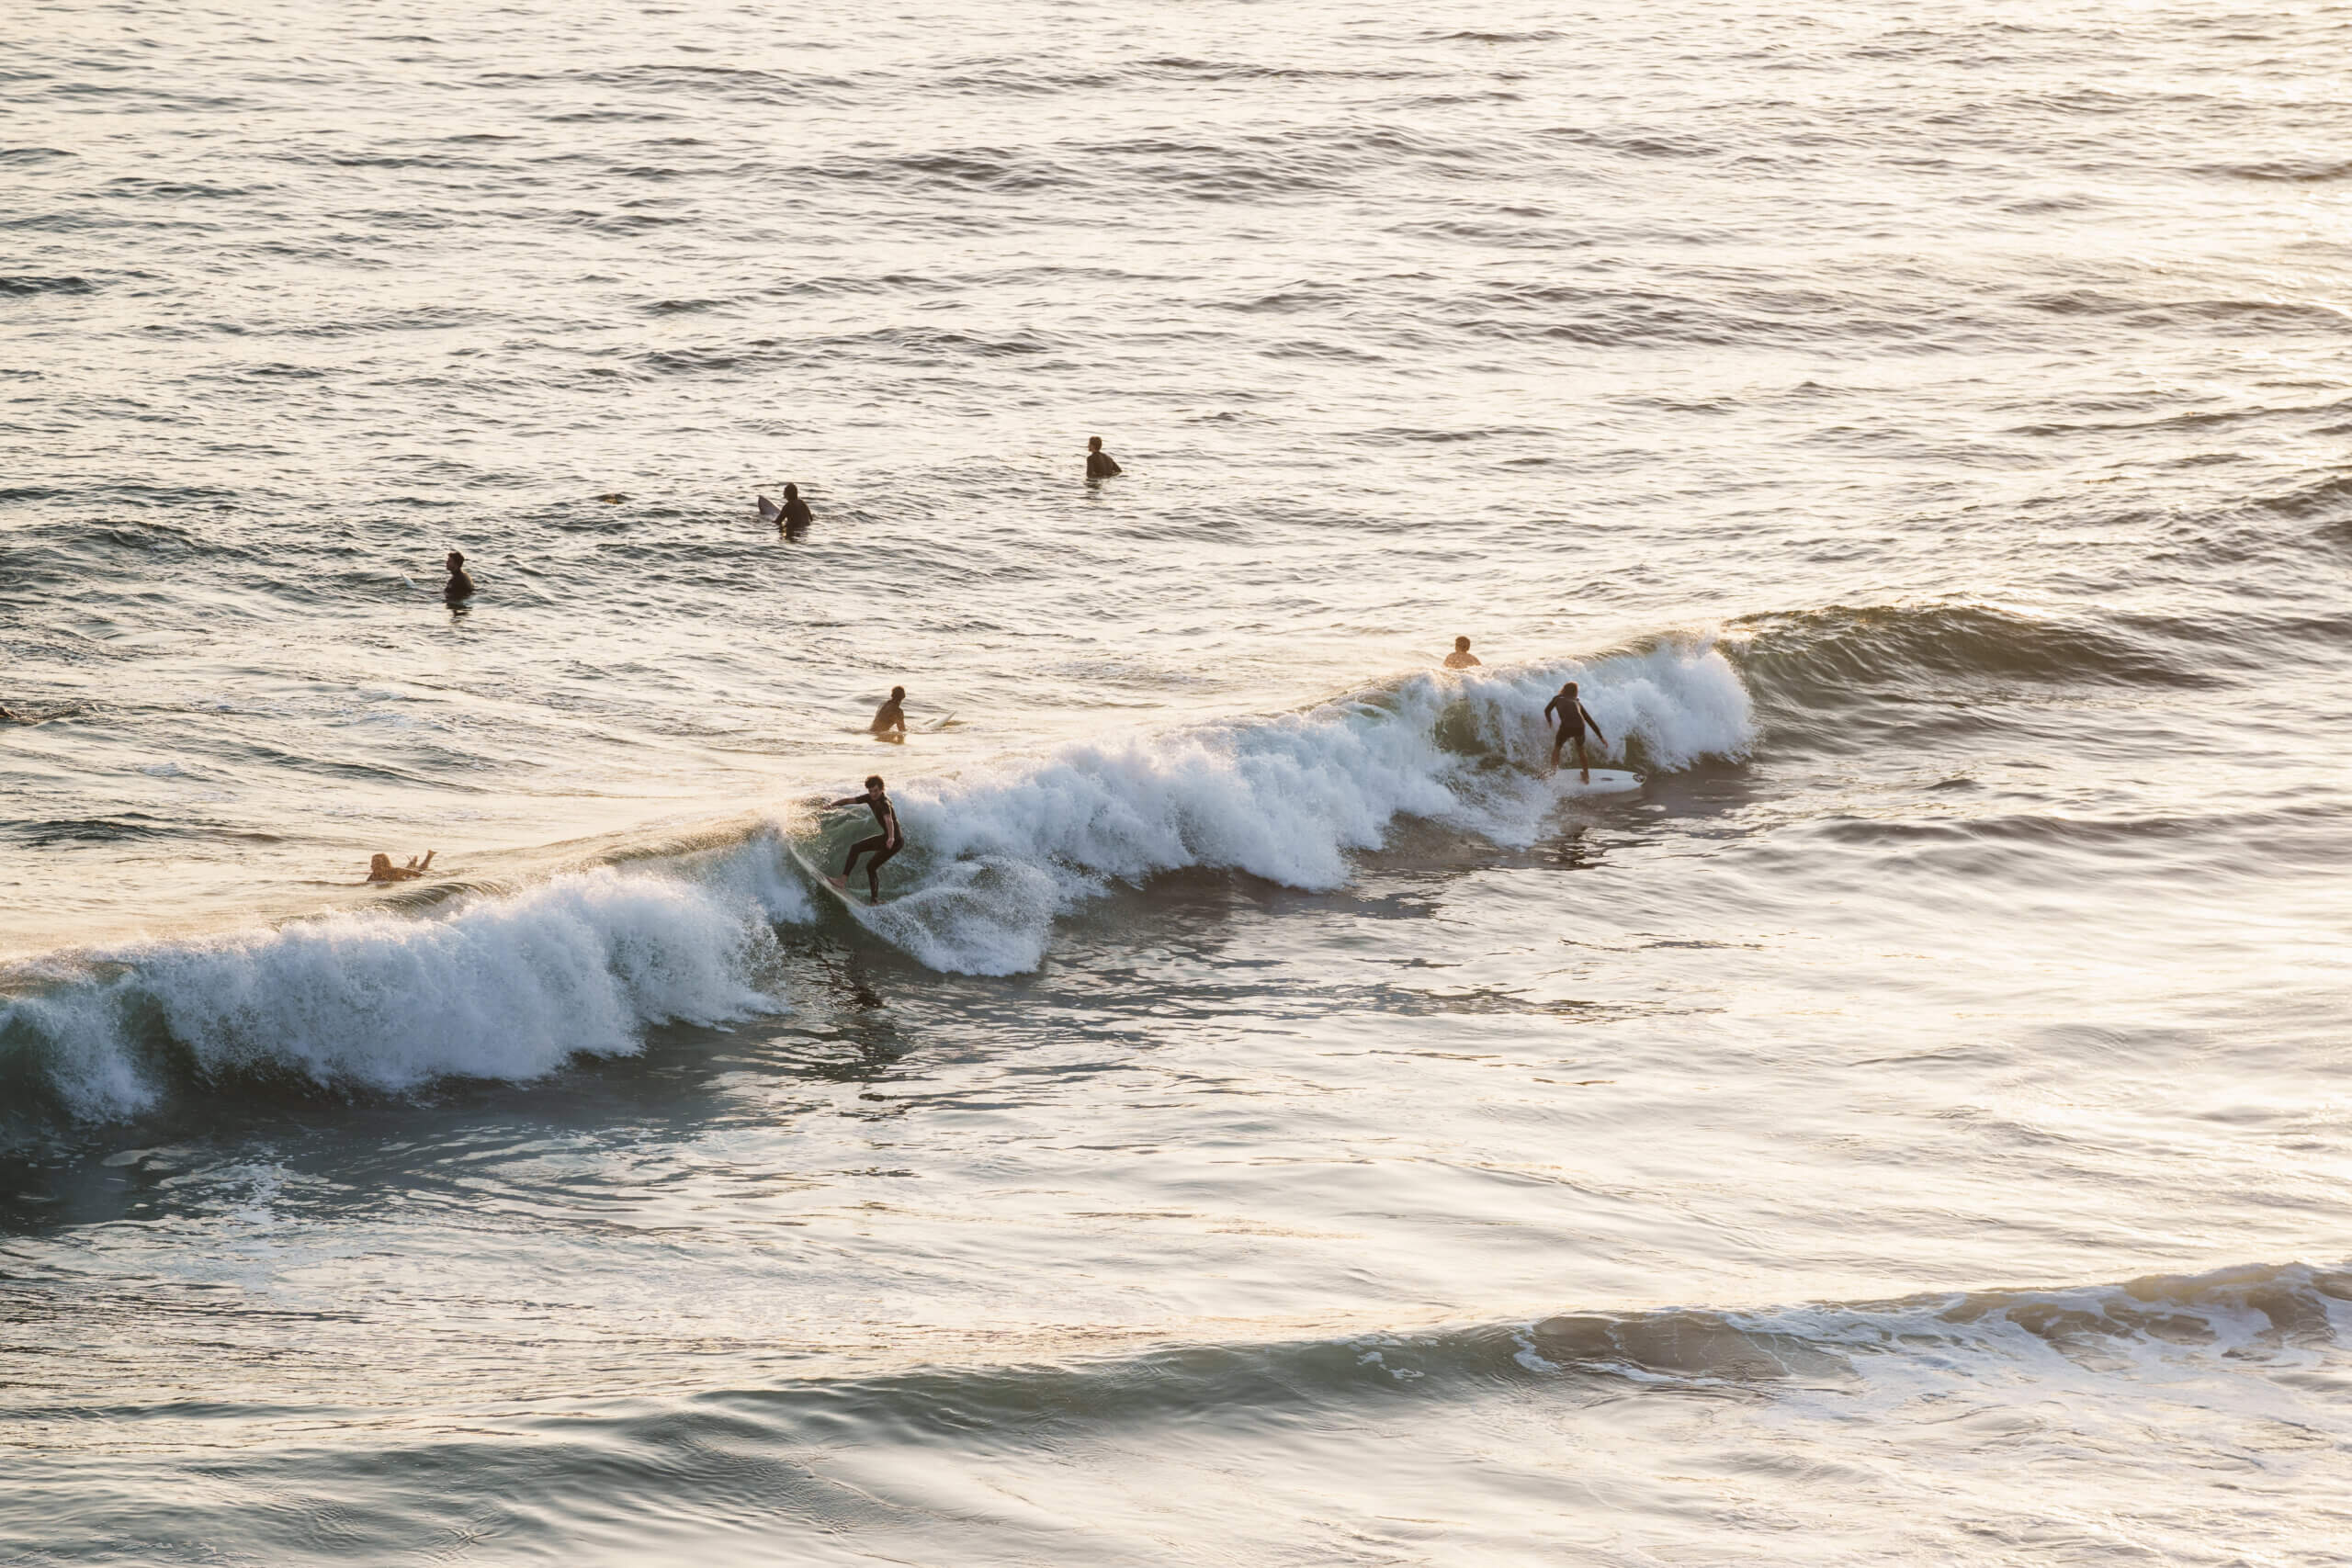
left=0, top=146, right=75, bottom=165
left=2248, top=472, right=2352, bottom=521
left=0, top=275, right=96, bottom=297
left=2197, top=158, right=2352, bottom=184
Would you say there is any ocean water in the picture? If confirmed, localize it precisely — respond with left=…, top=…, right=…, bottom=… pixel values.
left=5, top=0, right=2352, bottom=1560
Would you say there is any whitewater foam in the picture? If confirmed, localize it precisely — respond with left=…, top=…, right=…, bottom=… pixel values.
left=837, top=638, right=1753, bottom=973
left=2, top=643, right=1753, bottom=1121
left=2, top=839, right=813, bottom=1125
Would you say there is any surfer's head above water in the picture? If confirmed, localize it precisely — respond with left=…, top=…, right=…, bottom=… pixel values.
left=784, top=483, right=799, bottom=501
left=865, top=774, right=885, bottom=792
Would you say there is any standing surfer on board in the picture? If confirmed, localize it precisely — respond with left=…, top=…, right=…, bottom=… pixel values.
left=1443, top=636, right=1482, bottom=669
left=1544, top=681, right=1607, bottom=783
left=870, top=685, right=908, bottom=740
left=1085, top=436, right=1122, bottom=479
left=827, top=775, right=903, bottom=903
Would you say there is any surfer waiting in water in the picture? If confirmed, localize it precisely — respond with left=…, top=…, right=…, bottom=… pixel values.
left=1085, top=436, right=1122, bottom=479
left=364, top=851, right=435, bottom=884
left=443, top=551, right=474, bottom=601
left=1443, top=637, right=1482, bottom=669
left=828, top=775, right=903, bottom=903
left=1544, top=681, right=1607, bottom=783
left=779, top=483, right=811, bottom=535
left=870, top=685, right=908, bottom=739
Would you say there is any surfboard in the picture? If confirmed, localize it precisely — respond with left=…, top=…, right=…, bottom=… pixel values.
left=756, top=494, right=783, bottom=525
left=924, top=713, right=956, bottom=732
left=1553, top=768, right=1642, bottom=797
left=788, top=845, right=885, bottom=909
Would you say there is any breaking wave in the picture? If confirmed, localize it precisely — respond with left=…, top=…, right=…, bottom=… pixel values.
left=0, top=641, right=1753, bottom=1126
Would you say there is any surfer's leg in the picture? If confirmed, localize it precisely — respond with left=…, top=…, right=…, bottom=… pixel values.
left=1575, top=734, right=1591, bottom=784
left=865, top=841, right=901, bottom=901
left=843, top=833, right=888, bottom=878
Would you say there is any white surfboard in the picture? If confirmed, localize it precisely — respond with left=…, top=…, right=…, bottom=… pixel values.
left=788, top=845, right=886, bottom=910
left=756, top=494, right=783, bottom=525
left=1553, top=768, right=1642, bottom=797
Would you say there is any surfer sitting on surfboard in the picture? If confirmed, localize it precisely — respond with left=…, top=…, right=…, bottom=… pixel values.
left=871, top=685, right=907, bottom=739
left=827, top=775, right=903, bottom=903
left=1544, top=681, right=1607, bottom=784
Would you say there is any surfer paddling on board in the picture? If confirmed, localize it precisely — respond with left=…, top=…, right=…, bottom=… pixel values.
left=870, top=685, right=908, bottom=739
left=1544, top=681, right=1607, bottom=784
left=363, top=851, right=435, bottom=885
left=826, top=775, right=903, bottom=903
left=1085, top=436, right=1122, bottom=479
left=1443, top=636, right=1482, bottom=669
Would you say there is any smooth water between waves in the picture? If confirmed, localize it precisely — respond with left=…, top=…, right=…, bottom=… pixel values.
left=6, top=0, right=2352, bottom=1561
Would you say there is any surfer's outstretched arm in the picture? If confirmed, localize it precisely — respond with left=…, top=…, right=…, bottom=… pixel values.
left=1583, top=705, right=1606, bottom=748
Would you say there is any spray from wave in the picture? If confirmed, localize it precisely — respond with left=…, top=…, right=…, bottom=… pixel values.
left=828, top=639, right=1752, bottom=973
left=1, top=639, right=1753, bottom=1125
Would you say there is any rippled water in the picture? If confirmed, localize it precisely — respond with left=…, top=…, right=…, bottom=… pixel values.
left=6, top=0, right=2352, bottom=1561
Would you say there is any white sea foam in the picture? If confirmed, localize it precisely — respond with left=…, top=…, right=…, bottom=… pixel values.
left=3, top=644, right=1751, bottom=1117
left=3, top=841, right=812, bottom=1123
left=851, top=638, right=1754, bottom=974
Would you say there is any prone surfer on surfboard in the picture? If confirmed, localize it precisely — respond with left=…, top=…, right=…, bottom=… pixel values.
left=1544, top=681, right=1607, bottom=784
left=825, top=774, right=903, bottom=903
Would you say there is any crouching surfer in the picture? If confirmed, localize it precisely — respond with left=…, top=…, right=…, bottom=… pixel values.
left=827, top=774, right=903, bottom=903
left=1544, top=681, right=1607, bottom=784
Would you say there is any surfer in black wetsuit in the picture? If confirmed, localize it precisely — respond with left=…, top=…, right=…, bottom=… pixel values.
left=1544, top=681, right=1607, bottom=783
left=828, top=774, right=903, bottom=903
left=1085, top=436, right=1122, bottom=479
left=779, top=482, right=812, bottom=536
left=443, top=550, right=474, bottom=601
left=870, top=685, right=907, bottom=739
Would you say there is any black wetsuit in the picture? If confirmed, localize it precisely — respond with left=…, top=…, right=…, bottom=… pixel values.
left=1545, top=694, right=1600, bottom=761
left=1086, top=449, right=1122, bottom=479
left=842, top=792, right=903, bottom=894
left=781, top=494, right=812, bottom=534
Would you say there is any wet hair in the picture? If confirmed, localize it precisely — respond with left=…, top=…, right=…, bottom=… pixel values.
left=889, top=685, right=905, bottom=700
left=784, top=483, right=799, bottom=499
left=369, top=853, right=392, bottom=873
left=447, top=550, right=465, bottom=567
left=1087, top=436, right=1102, bottom=450
left=865, top=775, right=885, bottom=791
left=1563, top=682, right=1579, bottom=695
left=1454, top=636, right=1470, bottom=650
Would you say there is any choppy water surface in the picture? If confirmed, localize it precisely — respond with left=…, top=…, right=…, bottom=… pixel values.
left=6, top=0, right=2352, bottom=1561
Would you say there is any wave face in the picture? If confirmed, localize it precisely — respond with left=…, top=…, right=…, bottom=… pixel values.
left=822, top=641, right=1751, bottom=974
left=1, top=846, right=810, bottom=1128
left=0, top=647, right=1750, bottom=1124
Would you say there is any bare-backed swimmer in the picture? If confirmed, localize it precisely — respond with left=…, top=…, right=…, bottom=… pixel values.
left=870, top=685, right=907, bottom=739
left=444, top=551, right=474, bottom=600
left=827, top=774, right=903, bottom=903
left=1085, top=436, right=1122, bottom=479
left=1544, top=681, right=1607, bottom=783
left=1443, top=636, right=1482, bottom=669
left=364, top=850, right=435, bottom=884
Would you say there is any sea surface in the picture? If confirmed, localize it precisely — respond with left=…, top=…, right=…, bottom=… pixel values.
left=5, top=0, right=2352, bottom=1561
